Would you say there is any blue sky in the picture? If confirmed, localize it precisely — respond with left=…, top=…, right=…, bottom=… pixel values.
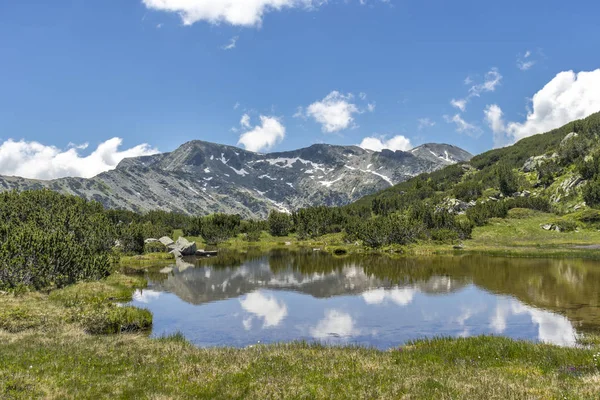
left=1, top=0, right=600, bottom=178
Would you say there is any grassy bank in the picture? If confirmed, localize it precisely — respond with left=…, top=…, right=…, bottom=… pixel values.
left=4, top=242, right=600, bottom=398
left=2, top=325, right=600, bottom=399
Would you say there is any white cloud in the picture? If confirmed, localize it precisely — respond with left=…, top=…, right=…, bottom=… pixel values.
left=240, top=291, right=288, bottom=328
left=240, top=113, right=251, bottom=129
left=469, top=68, right=502, bottom=97
left=450, top=98, right=467, bottom=112
left=444, top=114, right=480, bottom=136
left=517, top=50, right=536, bottom=71
left=237, top=115, right=286, bottom=152
left=485, top=69, right=600, bottom=146
left=0, top=137, right=158, bottom=180
left=359, top=135, right=412, bottom=152
left=310, top=310, right=358, bottom=339
left=362, top=287, right=417, bottom=306
left=367, top=103, right=376, bottom=112
left=222, top=36, right=239, bottom=50
left=142, top=0, right=325, bottom=27
left=417, top=118, right=436, bottom=130
left=132, top=289, right=162, bottom=304
left=490, top=300, right=576, bottom=346
left=484, top=104, right=509, bottom=147
left=305, top=91, right=360, bottom=133
left=450, top=68, right=503, bottom=112
left=233, top=102, right=240, bottom=110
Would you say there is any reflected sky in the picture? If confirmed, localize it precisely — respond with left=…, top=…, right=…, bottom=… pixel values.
left=128, top=252, right=595, bottom=349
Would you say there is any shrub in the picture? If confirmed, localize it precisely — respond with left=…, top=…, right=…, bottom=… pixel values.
left=0, top=191, right=114, bottom=291
left=552, top=219, right=577, bottom=233
left=576, top=209, right=600, bottom=225
left=268, top=211, right=293, bottom=237
left=584, top=178, right=600, bottom=208
left=496, top=164, right=520, bottom=196
left=429, top=228, right=460, bottom=243
left=144, top=241, right=168, bottom=253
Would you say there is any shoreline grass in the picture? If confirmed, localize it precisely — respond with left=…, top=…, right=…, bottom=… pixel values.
left=4, top=233, right=600, bottom=397
left=1, top=327, right=600, bottom=399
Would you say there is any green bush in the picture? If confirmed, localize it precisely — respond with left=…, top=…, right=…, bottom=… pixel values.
left=144, top=241, right=168, bottom=253
left=584, top=178, right=600, bottom=209
left=552, top=219, right=577, bottom=233
left=268, top=211, right=293, bottom=237
left=0, top=191, right=114, bottom=291
left=429, top=228, right=460, bottom=243
left=576, top=209, right=600, bottom=225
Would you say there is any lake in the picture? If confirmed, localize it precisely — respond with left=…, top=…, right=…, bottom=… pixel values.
left=127, top=250, right=600, bottom=349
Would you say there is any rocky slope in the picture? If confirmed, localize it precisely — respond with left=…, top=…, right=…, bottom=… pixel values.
left=0, top=141, right=472, bottom=218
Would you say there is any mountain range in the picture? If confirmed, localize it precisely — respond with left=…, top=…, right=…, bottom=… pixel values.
left=0, top=141, right=472, bottom=218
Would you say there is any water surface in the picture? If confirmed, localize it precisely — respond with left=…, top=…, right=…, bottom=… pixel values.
left=128, top=251, right=600, bottom=349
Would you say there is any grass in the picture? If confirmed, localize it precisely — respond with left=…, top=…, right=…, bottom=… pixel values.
left=6, top=233, right=600, bottom=397
left=1, top=329, right=600, bottom=399
left=0, top=273, right=151, bottom=335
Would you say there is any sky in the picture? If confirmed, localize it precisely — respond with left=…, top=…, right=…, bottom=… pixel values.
left=1, top=0, right=600, bottom=179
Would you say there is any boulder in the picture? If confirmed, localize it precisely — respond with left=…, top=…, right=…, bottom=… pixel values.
left=523, top=154, right=558, bottom=172
left=541, top=224, right=553, bottom=231
left=170, top=249, right=182, bottom=258
left=144, top=238, right=158, bottom=244
left=560, top=132, right=578, bottom=146
left=174, top=237, right=197, bottom=256
left=159, top=236, right=175, bottom=247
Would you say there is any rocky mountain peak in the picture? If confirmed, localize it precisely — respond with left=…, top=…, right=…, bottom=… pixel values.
left=0, top=140, right=472, bottom=218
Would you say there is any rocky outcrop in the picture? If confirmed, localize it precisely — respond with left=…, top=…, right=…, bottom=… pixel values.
left=523, top=154, right=557, bottom=173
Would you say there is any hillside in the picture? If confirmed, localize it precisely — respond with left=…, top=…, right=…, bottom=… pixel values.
left=0, top=141, right=471, bottom=218
left=351, top=112, right=600, bottom=218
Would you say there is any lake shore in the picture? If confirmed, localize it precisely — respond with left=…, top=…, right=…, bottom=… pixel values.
left=3, top=251, right=600, bottom=397
left=3, top=211, right=600, bottom=398
left=121, top=211, right=600, bottom=268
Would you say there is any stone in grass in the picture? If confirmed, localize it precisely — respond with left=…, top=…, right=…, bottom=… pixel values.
left=159, top=236, right=175, bottom=247
left=174, top=237, right=197, bottom=256
left=144, top=238, right=159, bottom=244
left=541, top=224, right=553, bottom=231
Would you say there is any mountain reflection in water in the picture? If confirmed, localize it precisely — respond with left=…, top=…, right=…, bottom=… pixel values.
left=128, top=250, right=600, bottom=349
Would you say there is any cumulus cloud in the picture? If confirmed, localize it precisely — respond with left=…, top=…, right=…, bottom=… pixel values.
left=490, top=299, right=576, bottom=346
left=237, top=115, right=286, bottom=152
left=359, top=135, right=412, bottom=152
left=444, top=114, right=481, bottom=137
left=485, top=69, right=600, bottom=147
left=362, top=287, right=417, bottom=306
left=0, top=137, right=158, bottom=180
left=304, top=91, right=360, bottom=133
left=240, top=291, right=288, bottom=328
left=310, top=310, right=358, bottom=339
left=142, top=0, right=325, bottom=27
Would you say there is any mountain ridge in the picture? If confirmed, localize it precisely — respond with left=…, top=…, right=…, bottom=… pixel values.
left=0, top=140, right=472, bottom=218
